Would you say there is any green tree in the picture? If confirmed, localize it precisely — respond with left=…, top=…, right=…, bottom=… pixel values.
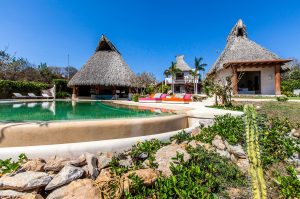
left=164, top=61, right=181, bottom=93
left=194, top=57, right=207, bottom=81
left=189, top=69, right=198, bottom=94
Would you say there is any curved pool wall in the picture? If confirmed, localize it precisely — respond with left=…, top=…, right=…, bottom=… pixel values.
left=0, top=125, right=196, bottom=160
left=0, top=114, right=188, bottom=147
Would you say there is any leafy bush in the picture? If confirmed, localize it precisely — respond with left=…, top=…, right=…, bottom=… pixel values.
left=157, top=84, right=170, bottom=94
left=125, top=146, right=247, bottom=198
left=195, top=114, right=245, bottom=145
left=0, top=80, right=49, bottom=99
left=208, top=104, right=243, bottom=111
left=56, top=91, right=70, bottom=98
left=274, top=166, right=300, bottom=198
left=276, top=95, right=289, bottom=102
left=130, top=139, right=166, bottom=168
left=53, top=79, right=71, bottom=98
left=259, top=117, right=299, bottom=167
left=170, top=130, right=192, bottom=144
left=131, top=94, right=140, bottom=102
left=0, top=153, right=27, bottom=175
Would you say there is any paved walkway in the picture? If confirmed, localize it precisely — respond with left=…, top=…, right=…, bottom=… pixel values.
left=114, top=98, right=243, bottom=119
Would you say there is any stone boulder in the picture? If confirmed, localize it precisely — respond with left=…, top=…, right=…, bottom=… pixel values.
left=154, top=144, right=190, bottom=176
left=292, top=129, right=300, bottom=138
left=230, top=145, right=247, bottom=159
left=85, top=153, right=99, bottom=180
left=123, top=169, right=158, bottom=186
left=0, top=190, right=44, bottom=199
left=191, top=128, right=201, bottom=137
left=97, top=152, right=113, bottom=170
left=216, top=149, right=230, bottom=159
left=0, top=171, right=52, bottom=191
left=69, top=154, right=86, bottom=167
left=46, top=179, right=100, bottom=199
left=45, top=165, right=84, bottom=191
left=236, top=158, right=250, bottom=174
left=22, top=159, right=46, bottom=172
left=44, top=157, right=71, bottom=172
left=212, top=135, right=226, bottom=150
left=188, top=140, right=202, bottom=149
left=119, top=156, right=133, bottom=167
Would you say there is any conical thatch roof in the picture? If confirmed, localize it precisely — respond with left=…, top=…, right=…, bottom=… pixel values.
left=68, top=35, right=136, bottom=87
left=175, top=55, right=192, bottom=71
left=209, top=19, right=290, bottom=73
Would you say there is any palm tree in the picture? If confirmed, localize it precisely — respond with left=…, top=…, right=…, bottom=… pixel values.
left=164, top=61, right=181, bottom=93
left=194, top=57, right=207, bottom=80
left=189, top=69, right=198, bottom=94
left=193, top=57, right=207, bottom=94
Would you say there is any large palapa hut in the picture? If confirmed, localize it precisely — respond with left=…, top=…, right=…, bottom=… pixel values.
left=208, top=19, right=291, bottom=95
left=68, top=35, right=136, bottom=99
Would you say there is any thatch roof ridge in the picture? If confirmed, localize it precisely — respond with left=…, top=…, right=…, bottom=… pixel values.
left=68, top=35, right=136, bottom=87
left=209, top=19, right=290, bottom=73
left=175, top=55, right=192, bottom=71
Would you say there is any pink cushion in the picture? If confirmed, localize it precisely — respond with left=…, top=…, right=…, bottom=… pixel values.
left=161, top=94, right=168, bottom=99
left=184, top=94, right=192, bottom=100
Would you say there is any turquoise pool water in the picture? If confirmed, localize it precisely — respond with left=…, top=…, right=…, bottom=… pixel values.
left=0, top=101, right=169, bottom=122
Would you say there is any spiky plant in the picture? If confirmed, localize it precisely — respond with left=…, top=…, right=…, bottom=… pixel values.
left=244, top=104, right=267, bottom=199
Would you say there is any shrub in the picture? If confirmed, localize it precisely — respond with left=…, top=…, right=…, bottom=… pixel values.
left=0, top=153, right=27, bottom=175
left=195, top=114, right=245, bottom=145
left=276, top=95, right=289, bottom=102
left=53, top=79, right=71, bottom=98
left=259, top=117, right=299, bottom=167
left=274, top=166, right=300, bottom=198
left=0, top=80, right=49, bottom=99
left=157, top=84, right=170, bottom=94
left=132, top=94, right=139, bottom=102
left=56, top=91, right=70, bottom=98
left=170, top=130, right=192, bottom=144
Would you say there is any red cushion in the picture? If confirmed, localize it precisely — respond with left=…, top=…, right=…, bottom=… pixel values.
left=184, top=94, right=192, bottom=100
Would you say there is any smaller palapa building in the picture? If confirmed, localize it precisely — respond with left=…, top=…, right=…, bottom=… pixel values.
left=209, top=19, right=291, bottom=95
left=68, top=35, right=136, bottom=99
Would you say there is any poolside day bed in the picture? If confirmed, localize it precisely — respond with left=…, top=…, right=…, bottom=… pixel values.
left=138, top=93, right=167, bottom=103
left=162, top=93, right=192, bottom=104
left=12, top=93, right=29, bottom=99
left=28, top=93, right=43, bottom=99
left=42, top=93, right=54, bottom=99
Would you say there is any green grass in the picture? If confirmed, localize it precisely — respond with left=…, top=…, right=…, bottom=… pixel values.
left=233, top=101, right=300, bottom=126
left=233, top=95, right=300, bottom=100
left=207, top=104, right=243, bottom=111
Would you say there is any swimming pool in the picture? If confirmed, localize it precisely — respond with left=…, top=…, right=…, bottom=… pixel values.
left=0, top=100, right=170, bottom=122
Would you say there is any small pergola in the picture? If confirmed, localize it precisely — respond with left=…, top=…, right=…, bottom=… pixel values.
left=224, top=59, right=292, bottom=95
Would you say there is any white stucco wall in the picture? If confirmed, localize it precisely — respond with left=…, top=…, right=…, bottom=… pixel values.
left=215, top=66, right=276, bottom=95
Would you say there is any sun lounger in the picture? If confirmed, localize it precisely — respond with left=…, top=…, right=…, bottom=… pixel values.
left=162, top=93, right=192, bottom=104
left=12, top=93, right=28, bottom=99
left=28, top=93, right=43, bottom=99
left=42, top=93, right=54, bottom=99
left=138, top=93, right=167, bottom=103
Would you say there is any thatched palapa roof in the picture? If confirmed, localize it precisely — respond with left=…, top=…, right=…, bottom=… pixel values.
left=209, top=19, right=291, bottom=74
left=175, top=55, right=192, bottom=71
left=68, top=35, right=136, bottom=87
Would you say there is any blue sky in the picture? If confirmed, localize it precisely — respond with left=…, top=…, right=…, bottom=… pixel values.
left=1, top=0, right=300, bottom=80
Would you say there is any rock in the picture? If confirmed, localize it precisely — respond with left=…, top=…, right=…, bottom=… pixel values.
left=45, top=165, right=84, bottom=191
left=97, top=152, right=113, bottom=170
left=138, top=152, right=148, bottom=160
left=85, top=153, right=99, bottom=180
left=292, top=129, right=300, bottom=138
left=216, top=149, right=231, bottom=159
left=0, top=190, right=44, bottom=199
left=142, top=160, right=150, bottom=169
left=124, top=169, right=158, bottom=186
left=212, top=135, right=226, bottom=150
left=191, top=128, right=201, bottom=137
left=230, top=145, right=247, bottom=159
left=188, top=140, right=201, bottom=148
left=198, top=118, right=214, bottom=127
left=119, top=156, right=133, bottom=167
left=224, top=140, right=231, bottom=151
left=95, top=168, right=113, bottom=184
left=0, top=171, right=52, bottom=191
left=22, top=159, right=46, bottom=172
left=69, top=154, right=86, bottom=167
left=44, top=157, right=70, bottom=172
left=81, top=165, right=89, bottom=178
left=46, top=179, right=100, bottom=199
left=226, top=187, right=244, bottom=199
left=236, top=158, right=249, bottom=174
left=230, top=154, right=237, bottom=163
left=154, top=144, right=190, bottom=176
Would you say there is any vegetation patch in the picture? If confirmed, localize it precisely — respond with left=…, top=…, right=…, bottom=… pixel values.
left=0, top=153, right=27, bottom=176
left=207, top=104, right=243, bottom=111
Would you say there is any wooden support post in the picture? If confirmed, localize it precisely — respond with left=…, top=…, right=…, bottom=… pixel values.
left=72, top=86, right=77, bottom=100
left=231, top=66, right=238, bottom=95
left=275, top=65, right=281, bottom=95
